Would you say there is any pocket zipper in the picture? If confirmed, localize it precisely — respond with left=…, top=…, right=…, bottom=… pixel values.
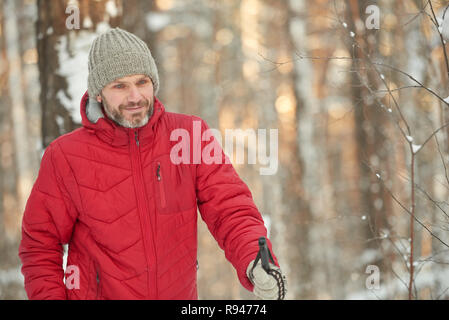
left=156, top=162, right=167, bottom=208
left=96, top=270, right=101, bottom=299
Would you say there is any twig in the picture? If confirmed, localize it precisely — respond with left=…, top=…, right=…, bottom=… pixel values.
left=371, top=62, right=449, bottom=108
left=363, top=161, right=449, bottom=249
left=428, top=0, right=449, bottom=79
left=434, top=132, right=449, bottom=188
left=415, top=122, right=449, bottom=155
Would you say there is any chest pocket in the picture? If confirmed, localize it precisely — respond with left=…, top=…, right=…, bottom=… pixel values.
left=153, top=155, right=196, bottom=214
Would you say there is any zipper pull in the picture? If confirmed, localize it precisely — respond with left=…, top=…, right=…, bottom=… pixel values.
left=156, top=163, right=161, bottom=181
left=134, top=130, right=139, bottom=147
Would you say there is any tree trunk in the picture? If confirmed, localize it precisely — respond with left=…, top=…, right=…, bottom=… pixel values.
left=36, top=0, right=121, bottom=148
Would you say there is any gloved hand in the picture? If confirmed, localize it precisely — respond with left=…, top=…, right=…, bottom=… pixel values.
left=246, top=259, right=287, bottom=300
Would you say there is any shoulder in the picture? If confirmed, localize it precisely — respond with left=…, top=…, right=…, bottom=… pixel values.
left=46, top=127, right=92, bottom=156
left=51, top=127, right=87, bottom=143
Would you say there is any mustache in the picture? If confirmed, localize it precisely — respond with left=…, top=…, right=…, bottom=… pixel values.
left=119, top=99, right=150, bottom=110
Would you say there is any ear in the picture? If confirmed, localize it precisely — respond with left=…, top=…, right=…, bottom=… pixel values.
left=96, top=95, right=102, bottom=103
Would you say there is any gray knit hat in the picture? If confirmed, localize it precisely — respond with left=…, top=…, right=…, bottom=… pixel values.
left=87, top=27, right=159, bottom=99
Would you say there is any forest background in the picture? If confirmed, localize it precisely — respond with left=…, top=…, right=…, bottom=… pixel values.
left=1, top=0, right=449, bottom=300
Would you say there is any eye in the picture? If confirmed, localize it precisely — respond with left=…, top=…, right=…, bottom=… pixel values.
left=113, top=84, right=125, bottom=89
left=137, top=79, right=148, bottom=85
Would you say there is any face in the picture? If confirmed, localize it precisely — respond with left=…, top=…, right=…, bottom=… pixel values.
left=97, top=74, right=154, bottom=129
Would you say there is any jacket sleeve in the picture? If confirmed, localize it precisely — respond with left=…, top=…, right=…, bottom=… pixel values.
left=193, top=117, right=279, bottom=291
left=19, top=142, right=77, bottom=300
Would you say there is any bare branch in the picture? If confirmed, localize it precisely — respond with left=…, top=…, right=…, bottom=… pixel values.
left=363, top=161, right=449, bottom=249
left=428, top=0, right=449, bottom=79
left=371, top=62, right=449, bottom=108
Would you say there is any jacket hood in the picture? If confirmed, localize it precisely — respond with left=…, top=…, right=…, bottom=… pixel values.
left=79, top=90, right=165, bottom=147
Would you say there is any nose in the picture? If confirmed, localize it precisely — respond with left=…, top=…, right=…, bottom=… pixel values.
left=128, top=85, right=141, bottom=104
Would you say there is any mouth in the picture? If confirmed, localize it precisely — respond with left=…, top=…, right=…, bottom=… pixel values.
left=124, top=106, right=144, bottom=112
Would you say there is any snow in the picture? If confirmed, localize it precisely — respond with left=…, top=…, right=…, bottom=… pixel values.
left=346, top=244, right=449, bottom=300
left=105, top=0, right=119, bottom=18
left=406, top=135, right=414, bottom=142
left=0, top=267, right=23, bottom=286
left=262, top=214, right=271, bottom=238
left=358, top=248, right=382, bottom=266
left=342, top=22, right=348, bottom=28
left=380, top=74, right=385, bottom=80
left=444, top=96, right=449, bottom=104
left=376, top=173, right=381, bottom=179
left=55, top=114, right=65, bottom=132
left=350, top=31, right=355, bottom=38
left=374, top=198, right=383, bottom=210
left=412, top=144, right=422, bottom=154
left=55, top=34, right=89, bottom=124
left=56, top=24, right=111, bottom=124
left=96, top=21, right=110, bottom=34
left=146, top=12, right=171, bottom=32
left=83, top=16, right=93, bottom=29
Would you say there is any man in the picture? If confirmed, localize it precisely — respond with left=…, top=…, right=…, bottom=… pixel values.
left=19, top=28, right=286, bottom=300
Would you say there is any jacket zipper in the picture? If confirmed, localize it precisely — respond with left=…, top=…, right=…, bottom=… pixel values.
left=156, top=162, right=167, bottom=208
left=130, top=129, right=158, bottom=299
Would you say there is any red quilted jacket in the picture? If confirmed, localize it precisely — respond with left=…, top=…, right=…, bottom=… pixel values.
left=19, top=91, right=278, bottom=300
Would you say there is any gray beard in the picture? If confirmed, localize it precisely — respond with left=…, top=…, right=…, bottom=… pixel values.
left=102, top=96, right=154, bottom=129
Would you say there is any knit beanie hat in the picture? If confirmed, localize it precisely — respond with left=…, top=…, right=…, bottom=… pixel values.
left=87, top=27, right=160, bottom=99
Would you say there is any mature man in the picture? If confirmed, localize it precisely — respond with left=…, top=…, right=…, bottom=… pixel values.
left=19, top=28, right=286, bottom=300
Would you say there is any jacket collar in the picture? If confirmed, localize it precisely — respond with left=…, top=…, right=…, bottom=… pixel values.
left=80, top=91, right=165, bottom=147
